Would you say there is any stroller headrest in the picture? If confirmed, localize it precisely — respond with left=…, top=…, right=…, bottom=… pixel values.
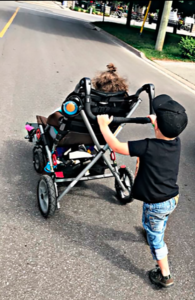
left=91, top=89, right=126, bottom=98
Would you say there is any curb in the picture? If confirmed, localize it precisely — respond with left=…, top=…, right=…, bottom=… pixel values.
left=93, top=26, right=146, bottom=59
left=93, top=25, right=195, bottom=93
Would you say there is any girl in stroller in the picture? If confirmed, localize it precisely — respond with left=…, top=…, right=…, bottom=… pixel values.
left=92, top=63, right=129, bottom=93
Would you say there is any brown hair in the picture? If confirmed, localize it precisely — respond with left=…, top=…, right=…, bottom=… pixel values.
left=92, top=63, right=129, bottom=93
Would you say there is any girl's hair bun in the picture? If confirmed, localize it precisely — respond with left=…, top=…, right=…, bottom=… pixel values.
left=107, top=63, right=117, bottom=72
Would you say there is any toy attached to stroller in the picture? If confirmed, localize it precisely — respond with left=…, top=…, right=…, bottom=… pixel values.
left=25, top=78, right=155, bottom=218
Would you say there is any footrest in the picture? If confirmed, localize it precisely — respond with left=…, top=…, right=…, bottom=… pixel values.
left=69, top=151, right=93, bottom=160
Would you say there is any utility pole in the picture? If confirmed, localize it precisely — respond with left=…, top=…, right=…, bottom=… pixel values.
left=103, top=2, right=105, bottom=22
left=140, top=1, right=152, bottom=35
left=155, top=1, right=173, bottom=51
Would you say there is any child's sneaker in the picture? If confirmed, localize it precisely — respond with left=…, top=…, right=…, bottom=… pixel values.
left=149, top=266, right=174, bottom=288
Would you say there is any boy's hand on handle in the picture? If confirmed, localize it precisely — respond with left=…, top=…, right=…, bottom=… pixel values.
left=147, top=114, right=157, bottom=129
left=97, top=115, right=113, bottom=127
left=147, top=114, right=156, bottom=126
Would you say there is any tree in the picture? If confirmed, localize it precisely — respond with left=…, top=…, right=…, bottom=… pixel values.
left=172, top=0, right=195, bottom=17
left=126, top=1, right=134, bottom=27
left=155, top=1, right=173, bottom=51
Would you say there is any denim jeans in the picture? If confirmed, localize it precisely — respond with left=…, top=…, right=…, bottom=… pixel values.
left=142, top=197, right=177, bottom=261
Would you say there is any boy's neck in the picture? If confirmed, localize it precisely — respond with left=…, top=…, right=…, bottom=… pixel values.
left=155, top=130, right=176, bottom=141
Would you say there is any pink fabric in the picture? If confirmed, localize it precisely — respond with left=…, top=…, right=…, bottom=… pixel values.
left=55, top=172, right=64, bottom=178
left=25, top=124, right=34, bottom=131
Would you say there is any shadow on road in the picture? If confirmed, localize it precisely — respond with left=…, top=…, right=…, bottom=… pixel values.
left=0, top=139, right=162, bottom=289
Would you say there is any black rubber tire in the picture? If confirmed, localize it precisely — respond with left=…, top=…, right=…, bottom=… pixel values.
left=37, top=175, right=57, bottom=218
left=33, top=148, right=46, bottom=173
left=115, top=167, right=134, bottom=205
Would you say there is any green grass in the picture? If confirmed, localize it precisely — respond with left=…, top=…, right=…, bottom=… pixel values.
left=93, top=22, right=194, bottom=62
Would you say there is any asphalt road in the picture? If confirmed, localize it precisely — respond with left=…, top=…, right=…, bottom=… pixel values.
left=0, top=2, right=195, bottom=300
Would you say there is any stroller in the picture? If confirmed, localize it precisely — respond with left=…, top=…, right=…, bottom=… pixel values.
left=25, top=78, right=155, bottom=218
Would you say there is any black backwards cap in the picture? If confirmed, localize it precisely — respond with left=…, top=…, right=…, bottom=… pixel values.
left=153, top=94, right=188, bottom=138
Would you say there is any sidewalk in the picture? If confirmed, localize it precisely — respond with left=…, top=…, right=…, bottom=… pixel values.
left=93, top=25, right=195, bottom=92
left=154, top=60, right=195, bottom=86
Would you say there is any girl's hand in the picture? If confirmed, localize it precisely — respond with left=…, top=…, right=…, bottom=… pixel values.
left=97, top=115, right=113, bottom=127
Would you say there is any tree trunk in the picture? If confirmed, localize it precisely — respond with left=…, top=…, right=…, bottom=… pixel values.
left=155, top=1, right=173, bottom=51
left=72, top=1, right=75, bottom=9
left=126, top=2, right=133, bottom=27
left=156, top=0, right=165, bottom=37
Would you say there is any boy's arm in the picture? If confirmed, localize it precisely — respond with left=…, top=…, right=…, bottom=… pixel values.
left=97, top=115, right=130, bottom=156
left=135, top=157, right=140, bottom=178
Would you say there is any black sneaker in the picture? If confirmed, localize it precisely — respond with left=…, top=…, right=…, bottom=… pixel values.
left=149, top=266, right=174, bottom=288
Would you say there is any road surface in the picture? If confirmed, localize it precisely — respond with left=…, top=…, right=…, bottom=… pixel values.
left=0, top=2, right=194, bottom=300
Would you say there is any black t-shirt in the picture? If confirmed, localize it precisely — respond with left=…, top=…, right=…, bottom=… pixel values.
left=128, top=138, right=181, bottom=203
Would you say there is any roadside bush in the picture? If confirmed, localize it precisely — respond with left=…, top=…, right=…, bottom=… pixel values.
left=179, top=36, right=195, bottom=60
left=74, top=6, right=79, bottom=11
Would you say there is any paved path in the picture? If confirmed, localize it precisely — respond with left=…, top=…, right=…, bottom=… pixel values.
left=154, top=60, right=195, bottom=86
left=0, top=2, right=195, bottom=300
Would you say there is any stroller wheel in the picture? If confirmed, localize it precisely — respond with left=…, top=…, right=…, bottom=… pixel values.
left=37, top=175, right=57, bottom=218
left=33, top=148, right=47, bottom=173
left=115, top=167, right=134, bottom=205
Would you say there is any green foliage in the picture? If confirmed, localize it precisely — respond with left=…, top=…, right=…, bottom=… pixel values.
left=74, top=6, right=79, bottom=11
left=172, top=0, right=195, bottom=17
left=133, top=0, right=195, bottom=15
left=179, top=36, right=195, bottom=60
left=93, top=21, right=194, bottom=62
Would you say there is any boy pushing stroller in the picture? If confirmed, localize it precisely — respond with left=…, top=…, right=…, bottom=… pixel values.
left=97, top=94, right=188, bottom=288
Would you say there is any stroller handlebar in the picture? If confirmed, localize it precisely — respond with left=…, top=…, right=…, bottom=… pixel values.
left=81, top=78, right=155, bottom=125
left=71, top=78, right=155, bottom=125
left=112, top=117, right=151, bottom=124
left=85, top=102, right=151, bottom=124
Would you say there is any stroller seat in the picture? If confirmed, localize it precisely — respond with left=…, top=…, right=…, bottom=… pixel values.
left=36, top=89, right=134, bottom=147
left=91, top=89, right=126, bottom=99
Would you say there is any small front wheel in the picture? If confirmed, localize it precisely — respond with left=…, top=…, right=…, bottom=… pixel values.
left=115, top=167, right=134, bottom=205
left=37, top=175, right=57, bottom=218
left=33, top=148, right=47, bottom=173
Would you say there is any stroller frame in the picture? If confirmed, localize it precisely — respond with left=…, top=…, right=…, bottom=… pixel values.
left=26, top=78, right=155, bottom=218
